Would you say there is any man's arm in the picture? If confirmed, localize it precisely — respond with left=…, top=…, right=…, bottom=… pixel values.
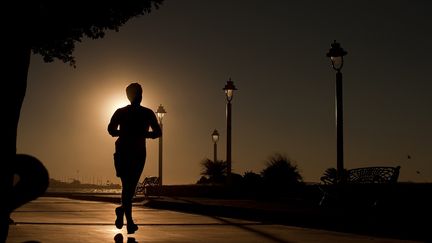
left=107, top=110, right=120, bottom=137
left=147, top=111, right=162, bottom=139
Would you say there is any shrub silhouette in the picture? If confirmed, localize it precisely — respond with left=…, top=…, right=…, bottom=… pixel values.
left=199, top=159, right=227, bottom=184
left=261, top=153, right=303, bottom=192
left=196, top=176, right=210, bottom=185
left=230, top=172, right=244, bottom=186
left=243, top=171, right=262, bottom=187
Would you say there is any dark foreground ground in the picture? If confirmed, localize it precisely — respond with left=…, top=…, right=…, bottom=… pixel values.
left=42, top=183, right=432, bottom=242
left=7, top=196, right=424, bottom=243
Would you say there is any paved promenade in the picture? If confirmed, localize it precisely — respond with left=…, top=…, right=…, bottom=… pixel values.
left=6, top=197, right=422, bottom=243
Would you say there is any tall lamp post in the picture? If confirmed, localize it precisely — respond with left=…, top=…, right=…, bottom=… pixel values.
left=211, top=129, right=220, bottom=162
left=223, top=78, right=237, bottom=179
left=326, top=40, right=347, bottom=183
left=156, top=104, right=167, bottom=187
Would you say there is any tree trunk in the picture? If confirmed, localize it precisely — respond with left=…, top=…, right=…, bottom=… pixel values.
left=0, top=43, right=31, bottom=242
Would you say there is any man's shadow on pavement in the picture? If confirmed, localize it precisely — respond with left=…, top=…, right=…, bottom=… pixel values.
left=114, top=233, right=137, bottom=243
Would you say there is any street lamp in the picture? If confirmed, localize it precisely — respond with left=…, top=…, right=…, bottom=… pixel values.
left=326, top=40, right=347, bottom=183
left=156, top=104, right=167, bottom=186
left=223, top=78, right=237, bottom=179
left=211, top=129, right=220, bottom=162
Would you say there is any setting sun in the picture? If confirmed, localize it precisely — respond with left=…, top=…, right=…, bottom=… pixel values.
left=103, top=93, right=130, bottom=123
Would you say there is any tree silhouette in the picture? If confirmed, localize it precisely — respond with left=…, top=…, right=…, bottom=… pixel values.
left=200, top=159, right=227, bottom=184
left=261, top=153, right=303, bottom=189
left=2, top=1, right=163, bottom=241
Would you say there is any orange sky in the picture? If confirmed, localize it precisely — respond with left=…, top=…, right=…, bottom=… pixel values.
left=17, top=0, right=432, bottom=185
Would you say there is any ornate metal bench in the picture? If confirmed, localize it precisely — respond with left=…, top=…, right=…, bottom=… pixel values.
left=319, top=166, right=401, bottom=207
left=135, top=176, right=160, bottom=198
left=346, top=166, right=400, bottom=184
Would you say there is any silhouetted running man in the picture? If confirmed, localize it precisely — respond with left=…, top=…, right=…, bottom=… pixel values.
left=107, top=83, right=161, bottom=234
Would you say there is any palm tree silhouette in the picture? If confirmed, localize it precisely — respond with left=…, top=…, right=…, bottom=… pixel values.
left=200, top=159, right=227, bottom=184
left=320, top=167, right=338, bottom=185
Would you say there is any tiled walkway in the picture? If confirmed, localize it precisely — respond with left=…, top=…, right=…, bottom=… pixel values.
left=7, top=197, right=421, bottom=243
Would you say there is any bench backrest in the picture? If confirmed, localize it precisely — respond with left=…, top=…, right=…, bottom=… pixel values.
left=347, top=166, right=400, bottom=184
left=135, top=176, right=160, bottom=196
left=143, top=176, right=160, bottom=186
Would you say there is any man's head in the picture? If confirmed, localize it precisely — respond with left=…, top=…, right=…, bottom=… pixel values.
left=126, top=82, right=142, bottom=105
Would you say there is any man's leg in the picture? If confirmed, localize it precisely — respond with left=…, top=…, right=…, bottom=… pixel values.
left=121, top=176, right=138, bottom=224
left=121, top=164, right=142, bottom=234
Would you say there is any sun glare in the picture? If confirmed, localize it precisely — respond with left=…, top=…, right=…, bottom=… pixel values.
left=103, top=93, right=130, bottom=123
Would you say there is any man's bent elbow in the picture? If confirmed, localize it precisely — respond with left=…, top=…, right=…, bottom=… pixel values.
left=107, top=125, right=119, bottom=137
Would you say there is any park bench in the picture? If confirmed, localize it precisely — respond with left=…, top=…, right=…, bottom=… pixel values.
left=135, top=176, right=161, bottom=198
left=319, top=166, right=401, bottom=207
